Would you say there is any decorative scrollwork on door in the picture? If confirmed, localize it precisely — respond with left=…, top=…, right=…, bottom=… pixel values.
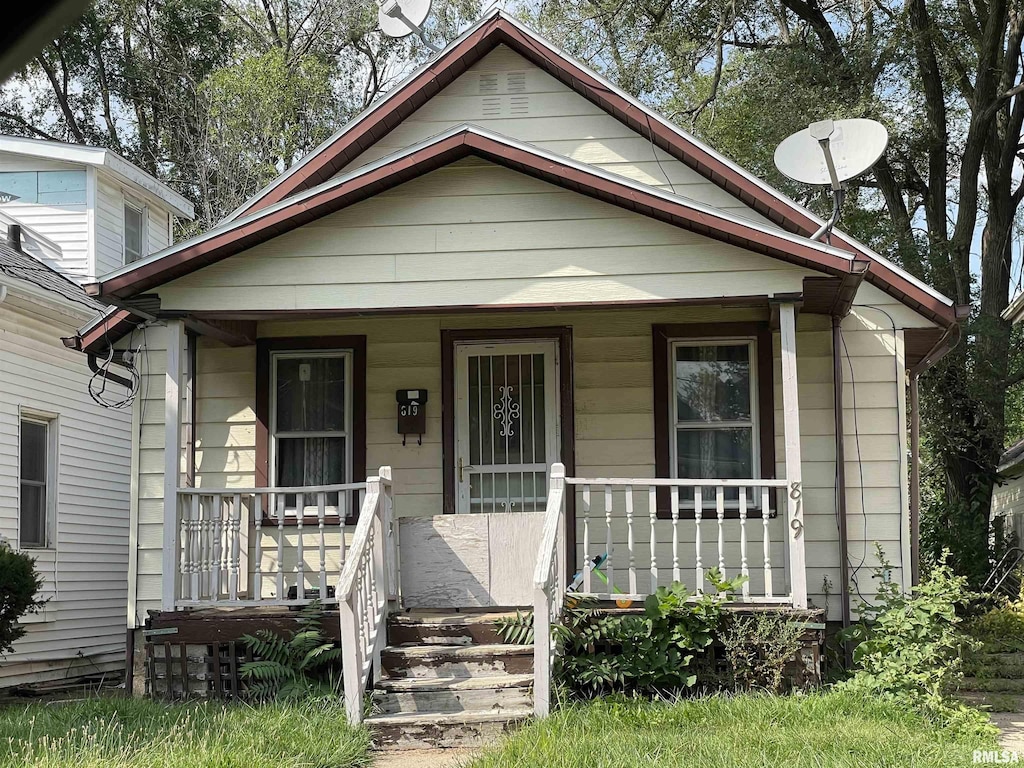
left=493, top=385, right=521, bottom=437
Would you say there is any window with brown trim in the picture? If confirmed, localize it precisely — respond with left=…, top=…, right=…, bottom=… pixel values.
left=652, top=323, right=775, bottom=519
left=256, top=336, right=366, bottom=525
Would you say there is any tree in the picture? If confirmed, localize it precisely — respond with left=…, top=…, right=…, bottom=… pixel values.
left=529, top=0, right=1023, bottom=581
left=0, top=0, right=480, bottom=231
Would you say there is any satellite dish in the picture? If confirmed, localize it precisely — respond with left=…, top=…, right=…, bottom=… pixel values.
left=774, top=118, right=888, bottom=189
left=378, top=0, right=439, bottom=51
left=774, top=118, right=889, bottom=241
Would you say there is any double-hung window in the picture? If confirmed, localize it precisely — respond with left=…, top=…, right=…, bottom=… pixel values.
left=270, top=351, right=352, bottom=517
left=124, top=200, right=146, bottom=264
left=19, top=415, right=55, bottom=548
left=671, top=339, right=760, bottom=506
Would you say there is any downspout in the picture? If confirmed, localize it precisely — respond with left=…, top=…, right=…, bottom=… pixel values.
left=909, top=375, right=921, bottom=585
left=832, top=316, right=852, bottom=663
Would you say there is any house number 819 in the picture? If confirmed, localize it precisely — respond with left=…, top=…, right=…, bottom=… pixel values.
left=400, top=404, right=419, bottom=416
left=789, top=481, right=803, bottom=539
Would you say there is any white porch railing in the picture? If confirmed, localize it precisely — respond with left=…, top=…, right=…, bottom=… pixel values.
left=533, top=464, right=806, bottom=717
left=175, top=483, right=365, bottom=606
left=339, top=467, right=396, bottom=725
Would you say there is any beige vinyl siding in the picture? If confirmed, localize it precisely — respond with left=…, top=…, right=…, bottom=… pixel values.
left=157, top=159, right=816, bottom=313
left=337, top=45, right=775, bottom=227
left=0, top=154, right=90, bottom=281
left=130, top=300, right=909, bottom=620
left=0, top=295, right=131, bottom=687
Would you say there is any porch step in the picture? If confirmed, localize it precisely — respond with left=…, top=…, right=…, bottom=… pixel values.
left=371, top=675, right=533, bottom=715
left=380, top=643, right=534, bottom=679
left=366, top=707, right=532, bottom=749
left=388, top=611, right=519, bottom=646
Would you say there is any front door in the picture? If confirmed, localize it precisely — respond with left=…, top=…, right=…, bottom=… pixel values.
left=399, top=339, right=560, bottom=608
left=455, top=340, right=559, bottom=514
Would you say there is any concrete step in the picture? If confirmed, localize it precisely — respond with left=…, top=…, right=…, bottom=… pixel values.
left=961, top=677, right=1024, bottom=694
left=372, top=674, right=533, bottom=715
left=388, top=611, right=520, bottom=647
left=957, top=691, right=1024, bottom=713
left=367, top=707, right=532, bottom=749
left=380, top=643, right=534, bottom=679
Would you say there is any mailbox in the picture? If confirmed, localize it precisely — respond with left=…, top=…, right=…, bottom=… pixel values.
left=396, top=389, right=428, bottom=445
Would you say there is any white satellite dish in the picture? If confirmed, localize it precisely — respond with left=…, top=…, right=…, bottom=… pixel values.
left=775, top=118, right=888, bottom=189
left=774, top=118, right=889, bottom=241
left=378, top=0, right=439, bottom=51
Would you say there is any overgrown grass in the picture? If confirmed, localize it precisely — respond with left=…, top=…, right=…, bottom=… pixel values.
left=469, top=690, right=999, bottom=768
left=0, top=695, right=369, bottom=768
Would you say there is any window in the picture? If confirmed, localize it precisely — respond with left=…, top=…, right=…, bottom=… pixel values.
left=671, top=340, right=759, bottom=504
left=270, top=351, right=352, bottom=516
left=124, top=200, right=145, bottom=263
left=19, top=416, right=55, bottom=548
left=652, top=323, right=775, bottom=518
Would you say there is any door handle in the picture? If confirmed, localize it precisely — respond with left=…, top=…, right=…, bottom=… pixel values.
left=458, top=457, right=474, bottom=483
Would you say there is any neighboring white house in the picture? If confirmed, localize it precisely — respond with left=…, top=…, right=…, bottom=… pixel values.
left=994, top=293, right=1024, bottom=549
left=0, top=136, right=193, bottom=688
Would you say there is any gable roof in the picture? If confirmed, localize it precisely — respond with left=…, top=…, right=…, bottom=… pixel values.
left=87, top=124, right=870, bottom=303
left=0, top=135, right=195, bottom=219
left=219, top=8, right=955, bottom=328
left=0, top=241, right=104, bottom=313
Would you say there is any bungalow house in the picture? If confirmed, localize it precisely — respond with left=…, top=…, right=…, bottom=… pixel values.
left=73, top=10, right=960, bottom=743
left=0, top=135, right=192, bottom=688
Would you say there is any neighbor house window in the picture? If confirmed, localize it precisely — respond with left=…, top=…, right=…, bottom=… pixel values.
left=124, top=200, right=145, bottom=264
left=19, top=415, right=56, bottom=548
left=270, top=351, right=352, bottom=516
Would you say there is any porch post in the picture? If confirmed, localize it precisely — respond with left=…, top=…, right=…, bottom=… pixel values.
left=779, top=302, right=807, bottom=609
left=162, top=319, right=185, bottom=611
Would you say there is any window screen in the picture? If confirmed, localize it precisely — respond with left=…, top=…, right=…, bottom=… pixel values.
left=672, top=341, right=758, bottom=503
left=19, top=419, right=49, bottom=547
left=124, top=202, right=144, bottom=263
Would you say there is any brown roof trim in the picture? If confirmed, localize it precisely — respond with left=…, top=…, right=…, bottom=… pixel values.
left=93, top=128, right=861, bottom=302
left=226, top=12, right=956, bottom=328
left=62, top=308, right=144, bottom=354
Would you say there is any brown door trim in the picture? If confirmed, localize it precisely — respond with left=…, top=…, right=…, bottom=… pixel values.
left=440, top=326, right=576, bottom=565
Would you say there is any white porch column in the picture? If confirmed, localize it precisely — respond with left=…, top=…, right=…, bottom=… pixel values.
left=162, top=319, right=186, bottom=611
left=779, top=302, right=808, bottom=609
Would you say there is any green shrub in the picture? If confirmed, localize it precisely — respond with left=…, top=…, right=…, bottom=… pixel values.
left=240, top=602, right=342, bottom=700
left=499, top=571, right=747, bottom=698
left=838, top=548, right=994, bottom=736
left=721, top=612, right=805, bottom=692
left=0, top=543, right=45, bottom=659
left=964, top=602, right=1024, bottom=653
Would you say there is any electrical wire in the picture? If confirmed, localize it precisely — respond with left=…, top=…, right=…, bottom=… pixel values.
left=842, top=304, right=906, bottom=605
left=88, top=324, right=146, bottom=409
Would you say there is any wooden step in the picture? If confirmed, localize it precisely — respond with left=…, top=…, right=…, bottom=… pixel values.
left=380, top=643, right=533, bottom=679
left=388, top=611, right=520, bottom=647
left=367, top=707, right=532, bottom=749
left=961, top=677, right=1024, bottom=693
left=372, top=674, right=533, bottom=715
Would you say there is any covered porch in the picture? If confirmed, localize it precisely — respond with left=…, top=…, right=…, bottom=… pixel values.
left=157, top=298, right=810, bottom=615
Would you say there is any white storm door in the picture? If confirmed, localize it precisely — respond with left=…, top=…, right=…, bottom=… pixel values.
left=455, top=341, right=559, bottom=515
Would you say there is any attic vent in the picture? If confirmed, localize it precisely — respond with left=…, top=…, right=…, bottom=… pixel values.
left=510, top=95, right=529, bottom=116
left=482, top=96, right=502, bottom=117
left=507, top=71, right=527, bottom=92
left=479, top=73, right=499, bottom=94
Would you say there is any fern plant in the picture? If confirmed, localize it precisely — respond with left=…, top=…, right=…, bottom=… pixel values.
left=240, top=601, right=343, bottom=700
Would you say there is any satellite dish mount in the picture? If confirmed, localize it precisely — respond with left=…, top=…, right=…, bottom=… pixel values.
left=773, top=118, right=889, bottom=243
left=379, top=0, right=439, bottom=53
